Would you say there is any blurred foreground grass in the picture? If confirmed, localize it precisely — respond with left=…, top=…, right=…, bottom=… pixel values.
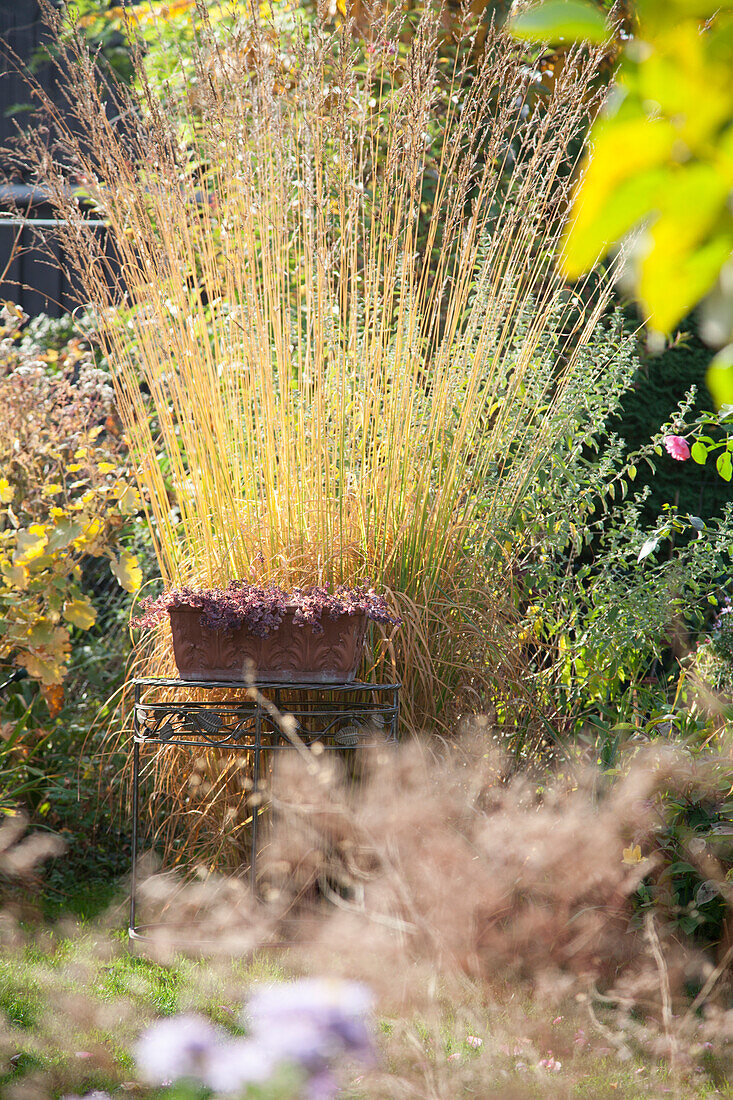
left=0, top=923, right=730, bottom=1099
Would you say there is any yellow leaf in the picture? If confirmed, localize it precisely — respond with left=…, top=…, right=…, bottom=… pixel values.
left=17, top=649, right=68, bottom=686
left=706, top=344, right=733, bottom=409
left=97, top=462, right=116, bottom=474
left=73, top=517, right=104, bottom=549
left=74, top=447, right=87, bottom=459
left=13, top=526, right=48, bottom=565
left=164, top=0, right=195, bottom=16
left=0, top=478, right=13, bottom=504
left=111, top=550, right=143, bottom=592
left=1, top=562, right=28, bottom=589
left=66, top=463, right=84, bottom=473
left=117, top=484, right=141, bottom=514
left=41, top=483, right=63, bottom=497
left=638, top=165, right=733, bottom=332
left=622, top=844, right=643, bottom=865
left=561, top=118, right=677, bottom=277
left=49, top=507, right=66, bottom=519
left=63, top=597, right=97, bottom=630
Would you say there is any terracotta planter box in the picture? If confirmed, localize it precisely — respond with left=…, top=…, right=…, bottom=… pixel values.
left=169, top=606, right=367, bottom=683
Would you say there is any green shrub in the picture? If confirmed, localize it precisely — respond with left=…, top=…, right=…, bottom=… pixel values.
left=612, top=322, right=733, bottom=525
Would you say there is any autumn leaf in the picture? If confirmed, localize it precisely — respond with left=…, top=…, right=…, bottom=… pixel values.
left=18, top=651, right=68, bottom=686
left=63, top=597, right=97, bottom=630
left=1, top=562, right=29, bottom=589
left=41, top=682, right=64, bottom=718
left=73, top=516, right=105, bottom=550
left=13, top=526, right=49, bottom=565
left=117, top=484, right=141, bottom=514
left=0, top=478, right=14, bottom=504
left=18, top=624, right=71, bottom=685
left=111, top=550, right=143, bottom=592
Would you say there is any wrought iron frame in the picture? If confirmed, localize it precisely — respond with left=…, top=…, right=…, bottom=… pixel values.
left=129, top=677, right=400, bottom=939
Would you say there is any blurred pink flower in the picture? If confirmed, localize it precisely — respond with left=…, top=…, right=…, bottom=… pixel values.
left=663, top=435, right=690, bottom=461
left=539, top=1050, right=562, bottom=1072
left=465, top=1035, right=483, bottom=1049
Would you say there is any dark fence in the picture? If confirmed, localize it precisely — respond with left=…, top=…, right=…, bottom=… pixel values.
left=0, top=0, right=113, bottom=317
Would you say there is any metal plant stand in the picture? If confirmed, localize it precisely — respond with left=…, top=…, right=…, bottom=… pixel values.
left=128, top=677, right=400, bottom=939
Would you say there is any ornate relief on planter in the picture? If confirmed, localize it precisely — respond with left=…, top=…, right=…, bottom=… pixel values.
left=169, top=606, right=367, bottom=683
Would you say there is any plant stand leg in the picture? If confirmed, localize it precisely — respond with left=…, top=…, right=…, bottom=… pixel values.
left=129, top=737, right=140, bottom=939
left=251, top=704, right=261, bottom=892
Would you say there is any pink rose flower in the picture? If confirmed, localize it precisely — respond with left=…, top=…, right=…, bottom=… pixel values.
left=663, top=435, right=690, bottom=461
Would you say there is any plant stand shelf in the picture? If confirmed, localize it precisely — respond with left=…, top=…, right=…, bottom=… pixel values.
left=128, top=677, right=400, bottom=941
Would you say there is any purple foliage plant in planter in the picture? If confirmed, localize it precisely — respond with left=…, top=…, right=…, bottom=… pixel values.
left=133, top=582, right=400, bottom=682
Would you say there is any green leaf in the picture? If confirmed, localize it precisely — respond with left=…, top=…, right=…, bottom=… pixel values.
left=716, top=450, right=732, bottom=481
left=638, top=537, right=659, bottom=562
left=690, top=440, right=708, bottom=465
left=46, top=519, right=83, bottom=553
left=510, top=0, right=610, bottom=44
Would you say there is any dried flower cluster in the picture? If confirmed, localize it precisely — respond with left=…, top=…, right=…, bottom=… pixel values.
left=133, top=582, right=400, bottom=636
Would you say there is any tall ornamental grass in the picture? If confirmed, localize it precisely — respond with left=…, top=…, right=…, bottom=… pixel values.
left=15, top=5, right=611, bottom=732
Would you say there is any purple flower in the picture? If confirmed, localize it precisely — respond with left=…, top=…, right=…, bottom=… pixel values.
left=663, top=435, right=690, bottom=461
left=202, top=1038, right=276, bottom=1094
left=134, top=1014, right=223, bottom=1084
left=247, top=978, right=376, bottom=1067
left=62, top=1094, right=112, bottom=1100
left=305, top=1068, right=340, bottom=1100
